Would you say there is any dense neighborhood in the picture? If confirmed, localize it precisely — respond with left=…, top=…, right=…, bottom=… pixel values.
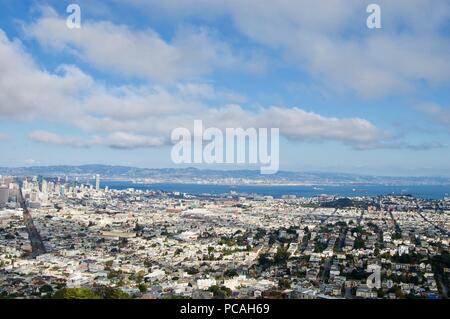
left=0, top=176, right=449, bottom=299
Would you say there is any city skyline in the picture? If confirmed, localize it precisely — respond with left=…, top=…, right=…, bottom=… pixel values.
left=0, top=1, right=449, bottom=176
left=1, top=1, right=450, bottom=306
left=1, top=173, right=448, bottom=300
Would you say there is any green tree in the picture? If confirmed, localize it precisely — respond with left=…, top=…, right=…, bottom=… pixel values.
left=278, top=279, right=291, bottom=289
left=224, top=269, right=238, bottom=278
left=96, top=286, right=132, bottom=299
left=53, top=288, right=102, bottom=299
left=39, top=284, right=53, bottom=294
left=274, top=246, right=291, bottom=264
left=257, top=253, right=272, bottom=269
left=208, top=285, right=232, bottom=299
left=138, top=283, right=148, bottom=294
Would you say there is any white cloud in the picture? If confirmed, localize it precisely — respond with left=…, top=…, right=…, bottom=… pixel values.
left=176, top=83, right=247, bottom=103
left=198, top=105, right=387, bottom=146
left=0, top=133, right=9, bottom=141
left=28, top=130, right=165, bottom=149
left=133, top=0, right=450, bottom=97
left=24, top=159, right=39, bottom=165
left=107, top=132, right=166, bottom=149
left=29, top=131, right=102, bottom=148
left=0, top=29, right=92, bottom=121
left=419, top=103, right=450, bottom=125
left=417, top=103, right=450, bottom=131
left=24, top=10, right=264, bottom=82
left=1, top=26, right=389, bottom=150
left=27, top=104, right=388, bottom=149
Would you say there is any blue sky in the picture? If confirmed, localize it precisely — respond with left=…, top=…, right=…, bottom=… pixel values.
left=0, top=0, right=449, bottom=176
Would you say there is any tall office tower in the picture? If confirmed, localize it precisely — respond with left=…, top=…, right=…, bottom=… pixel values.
left=30, top=191, right=38, bottom=202
left=41, top=179, right=48, bottom=204
left=8, top=184, right=18, bottom=204
left=48, top=181, right=55, bottom=193
left=55, top=184, right=60, bottom=195
left=0, top=185, right=9, bottom=208
left=41, top=179, right=48, bottom=194
left=95, top=174, right=100, bottom=191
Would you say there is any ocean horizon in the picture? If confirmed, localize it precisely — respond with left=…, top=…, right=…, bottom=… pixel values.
left=102, top=181, right=450, bottom=200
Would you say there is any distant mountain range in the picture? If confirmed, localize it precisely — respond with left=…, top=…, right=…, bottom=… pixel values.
left=1, top=164, right=449, bottom=186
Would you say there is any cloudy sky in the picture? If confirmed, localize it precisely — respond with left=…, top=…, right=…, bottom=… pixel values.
left=0, top=0, right=449, bottom=176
